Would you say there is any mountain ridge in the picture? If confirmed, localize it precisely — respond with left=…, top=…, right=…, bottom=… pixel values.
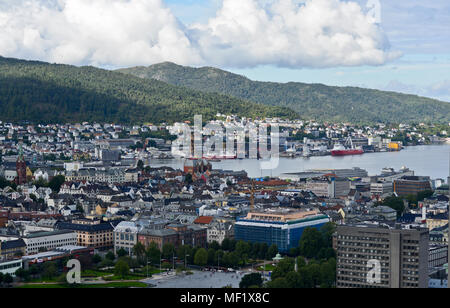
left=117, top=62, right=450, bottom=124
left=0, top=56, right=295, bottom=124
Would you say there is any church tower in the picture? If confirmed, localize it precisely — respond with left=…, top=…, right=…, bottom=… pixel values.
left=15, top=144, right=27, bottom=185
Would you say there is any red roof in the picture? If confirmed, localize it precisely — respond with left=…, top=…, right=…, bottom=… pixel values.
left=194, top=216, right=214, bottom=225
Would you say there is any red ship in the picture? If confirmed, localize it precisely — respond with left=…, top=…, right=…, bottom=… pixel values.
left=331, top=137, right=364, bottom=156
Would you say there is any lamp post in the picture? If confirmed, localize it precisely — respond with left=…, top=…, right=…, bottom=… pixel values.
left=146, top=257, right=151, bottom=279
left=185, top=252, right=190, bottom=269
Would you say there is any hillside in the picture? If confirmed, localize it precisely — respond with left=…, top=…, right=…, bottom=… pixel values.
left=118, top=62, right=450, bottom=124
left=0, top=57, right=294, bottom=124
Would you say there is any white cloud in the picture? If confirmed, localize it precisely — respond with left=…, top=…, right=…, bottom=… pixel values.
left=0, top=0, right=202, bottom=67
left=0, top=0, right=400, bottom=68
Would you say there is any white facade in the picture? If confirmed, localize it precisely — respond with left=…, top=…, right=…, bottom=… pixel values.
left=0, top=259, right=23, bottom=277
left=23, top=230, right=77, bottom=255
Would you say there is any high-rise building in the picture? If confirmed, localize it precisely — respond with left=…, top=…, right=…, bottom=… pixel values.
left=335, top=223, right=429, bottom=288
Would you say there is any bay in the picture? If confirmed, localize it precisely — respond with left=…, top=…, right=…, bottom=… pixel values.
left=150, top=144, right=450, bottom=180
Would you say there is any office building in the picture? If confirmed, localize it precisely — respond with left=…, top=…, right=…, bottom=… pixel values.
left=393, top=176, right=432, bottom=196
left=235, top=209, right=330, bottom=252
left=336, top=223, right=429, bottom=288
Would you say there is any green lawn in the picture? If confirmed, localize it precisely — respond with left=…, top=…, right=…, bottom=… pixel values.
left=257, top=264, right=276, bottom=271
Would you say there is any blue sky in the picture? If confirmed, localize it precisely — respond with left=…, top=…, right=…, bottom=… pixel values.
left=164, top=0, right=450, bottom=101
left=1, top=0, right=449, bottom=101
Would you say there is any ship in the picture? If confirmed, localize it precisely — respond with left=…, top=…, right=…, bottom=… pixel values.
left=331, top=137, right=364, bottom=156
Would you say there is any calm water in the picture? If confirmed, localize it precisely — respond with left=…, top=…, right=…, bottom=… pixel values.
left=151, top=144, right=450, bottom=180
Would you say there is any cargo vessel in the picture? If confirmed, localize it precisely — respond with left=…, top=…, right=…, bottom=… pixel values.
left=331, top=137, right=364, bottom=156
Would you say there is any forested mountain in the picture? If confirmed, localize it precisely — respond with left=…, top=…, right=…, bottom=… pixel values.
left=118, top=62, right=450, bottom=124
left=0, top=56, right=294, bottom=124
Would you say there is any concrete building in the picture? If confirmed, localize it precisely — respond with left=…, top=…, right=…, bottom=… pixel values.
left=393, top=176, right=432, bottom=196
left=207, top=221, right=234, bottom=245
left=305, top=177, right=350, bottom=198
left=0, top=259, right=23, bottom=277
left=56, top=219, right=115, bottom=250
left=22, top=230, right=77, bottom=255
left=335, top=223, right=429, bottom=288
left=235, top=209, right=330, bottom=252
left=308, top=168, right=368, bottom=178
left=370, top=181, right=393, bottom=196
left=114, top=221, right=143, bottom=256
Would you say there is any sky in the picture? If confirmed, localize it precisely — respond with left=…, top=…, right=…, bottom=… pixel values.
left=0, top=0, right=449, bottom=101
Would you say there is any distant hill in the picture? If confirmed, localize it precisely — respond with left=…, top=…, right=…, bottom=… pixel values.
left=0, top=56, right=294, bottom=124
left=118, top=62, right=450, bottom=124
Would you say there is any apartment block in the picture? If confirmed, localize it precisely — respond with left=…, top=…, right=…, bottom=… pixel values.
left=336, top=223, right=429, bottom=288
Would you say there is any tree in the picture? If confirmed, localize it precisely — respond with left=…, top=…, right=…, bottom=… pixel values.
left=320, top=222, right=336, bottom=248
left=266, top=244, right=278, bottom=260
left=271, top=258, right=294, bottom=281
left=116, top=248, right=128, bottom=258
left=15, top=268, right=30, bottom=281
left=239, top=273, right=263, bottom=288
left=48, top=175, right=65, bottom=192
left=320, top=258, right=336, bottom=288
left=194, top=248, right=208, bottom=266
left=162, top=243, right=175, bottom=260
left=114, top=260, right=130, bottom=279
left=298, top=227, right=323, bottom=259
left=208, top=241, right=220, bottom=251
left=42, top=262, right=58, bottom=279
left=380, top=196, right=405, bottom=218
left=92, top=254, right=102, bottom=264
left=137, top=160, right=144, bottom=170
left=133, top=242, right=146, bottom=264
left=286, top=271, right=303, bottom=288
left=266, top=277, right=290, bottom=288
left=146, top=242, right=162, bottom=265
left=3, top=273, right=13, bottom=286
left=185, top=173, right=193, bottom=184
left=207, top=248, right=216, bottom=266
left=105, top=251, right=115, bottom=261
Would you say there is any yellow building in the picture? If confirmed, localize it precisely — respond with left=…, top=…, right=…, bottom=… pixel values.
left=388, top=142, right=401, bottom=151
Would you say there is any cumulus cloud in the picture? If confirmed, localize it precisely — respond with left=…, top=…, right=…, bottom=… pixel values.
left=0, top=0, right=202, bottom=67
left=0, top=0, right=400, bottom=68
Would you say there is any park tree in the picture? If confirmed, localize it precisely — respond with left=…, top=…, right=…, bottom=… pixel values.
left=271, top=258, right=295, bottom=281
left=92, top=254, right=102, bottom=264
left=146, top=242, right=162, bottom=265
left=116, top=248, right=128, bottom=258
left=105, top=251, right=115, bottom=261
left=298, top=227, right=324, bottom=259
left=266, top=244, right=278, bottom=260
left=133, top=242, right=146, bottom=264
left=114, top=260, right=130, bottom=279
left=266, top=277, right=290, bottom=288
left=162, top=243, right=175, bottom=260
left=194, top=248, right=208, bottom=266
left=239, top=273, right=263, bottom=288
